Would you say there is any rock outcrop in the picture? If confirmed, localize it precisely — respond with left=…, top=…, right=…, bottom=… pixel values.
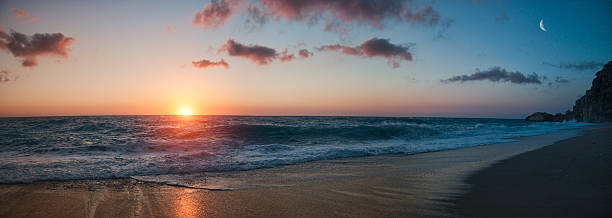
left=525, top=112, right=569, bottom=122
left=526, top=61, right=612, bottom=123
left=525, top=112, right=554, bottom=122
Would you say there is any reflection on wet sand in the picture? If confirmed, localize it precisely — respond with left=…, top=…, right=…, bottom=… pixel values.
left=171, top=189, right=202, bottom=218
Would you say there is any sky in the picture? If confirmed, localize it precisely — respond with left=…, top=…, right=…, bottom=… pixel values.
left=0, top=0, right=610, bottom=118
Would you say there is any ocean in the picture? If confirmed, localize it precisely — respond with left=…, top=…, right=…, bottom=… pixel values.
left=0, top=116, right=590, bottom=184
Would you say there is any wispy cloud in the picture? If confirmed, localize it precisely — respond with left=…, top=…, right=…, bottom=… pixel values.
left=11, top=8, right=37, bottom=24
left=543, top=61, right=604, bottom=71
left=192, top=59, right=230, bottom=69
left=166, top=26, right=176, bottom=34
left=0, top=29, right=75, bottom=67
left=442, top=66, right=542, bottom=84
left=0, top=70, right=19, bottom=83
left=546, top=76, right=570, bottom=87
left=317, top=38, right=412, bottom=68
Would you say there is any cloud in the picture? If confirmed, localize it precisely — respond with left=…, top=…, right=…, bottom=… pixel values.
left=258, top=0, right=441, bottom=28
left=442, top=66, right=542, bottom=84
left=218, top=39, right=310, bottom=65
left=298, top=49, right=313, bottom=58
left=547, top=76, right=570, bottom=87
left=0, top=70, right=19, bottom=83
left=11, top=8, right=37, bottom=23
left=317, top=38, right=412, bottom=68
left=0, top=29, right=75, bottom=67
left=166, top=26, right=176, bottom=34
left=279, top=49, right=295, bottom=62
left=193, top=0, right=242, bottom=28
left=543, top=61, right=604, bottom=71
left=220, top=39, right=278, bottom=65
left=0, top=70, right=11, bottom=83
left=554, top=76, right=569, bottom=83
left=192, top=58, right=230, bottom=69
left=246, top=4, right=268, bottom=30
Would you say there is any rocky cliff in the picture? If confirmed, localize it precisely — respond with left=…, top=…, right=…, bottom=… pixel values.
left=526, top=61, right=612, bottom=123
left=572, top=61, right=612, bottom=122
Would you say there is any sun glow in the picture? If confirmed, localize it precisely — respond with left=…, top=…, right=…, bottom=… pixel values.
left=180, top=108, right=192, bottom=116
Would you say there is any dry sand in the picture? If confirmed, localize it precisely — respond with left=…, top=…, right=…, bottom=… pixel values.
left=1, top=127, right=606, bottom=218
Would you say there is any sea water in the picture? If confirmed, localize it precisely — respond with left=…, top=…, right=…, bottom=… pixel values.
left=0, top=116, right=590, bottom=184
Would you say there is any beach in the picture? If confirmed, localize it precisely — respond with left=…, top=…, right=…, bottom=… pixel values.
left=1, top=126, right=608, bottom=217
left=455, top=127, right=612, bottom=218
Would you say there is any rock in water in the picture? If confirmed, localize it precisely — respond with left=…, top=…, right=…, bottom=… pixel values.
left=525, top=112, right=554, bottom=122
left=572, top=61, right=612, bottom=122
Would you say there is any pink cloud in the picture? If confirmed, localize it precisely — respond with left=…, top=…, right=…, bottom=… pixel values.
left=192, top=58, right=230, bottom=69
left=11, top=8, right=37, bottom=23
left=193, top=0, right=242, bottom=28
left=166, top=26, right=176, bottom=34
left=0, top=30, right=75, bottom=67
left=279, top=49, right=295, bottom=62
left=298, top=49, right=313, bottom=58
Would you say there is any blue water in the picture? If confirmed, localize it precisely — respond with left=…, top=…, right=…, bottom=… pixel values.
left=0, top=116, right=590, bottom=183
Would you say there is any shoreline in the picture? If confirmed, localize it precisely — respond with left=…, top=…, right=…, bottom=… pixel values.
left=0, top=127, right=595, bottom=217
left=454, top=126, right=612, bottom=218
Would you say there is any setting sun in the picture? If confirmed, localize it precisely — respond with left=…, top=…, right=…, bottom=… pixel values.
left=180, top=108, right=192, bottom=116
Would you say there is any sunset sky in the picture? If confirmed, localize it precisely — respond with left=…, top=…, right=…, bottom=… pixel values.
left=0, top=0, right=610, bottom=118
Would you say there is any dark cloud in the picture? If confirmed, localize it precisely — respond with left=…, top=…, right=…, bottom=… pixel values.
left=317, top=38, right=412, bottom=68
left=0, top=29, right=75, bottom=67
left=11, top=8, right=37, bottom=23
left=193, top=0, right=242, bottom=28
left=442, top=66, right=542, bottom=84
left=218, top=39, right=310, bottom=65
left=192, top=58, right=230, bottom=69
left=220, top=39, right=277, bottom=65
left=258, top=0, right=440, bottom=28
left=543, top=61, right=604, bottom=71
left=298, top=49, right=313, bottom=58
left=495, top=12, right=509, bottom=23
left=195, top=0, right=445, bottom=34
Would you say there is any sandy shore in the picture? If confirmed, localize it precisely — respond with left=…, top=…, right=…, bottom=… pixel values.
left=0, top=127, right=602, bottom=217
left=455, top=127, right=612, bottom=218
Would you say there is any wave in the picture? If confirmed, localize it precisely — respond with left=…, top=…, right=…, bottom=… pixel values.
left=0, top=116, right=593, bottom=184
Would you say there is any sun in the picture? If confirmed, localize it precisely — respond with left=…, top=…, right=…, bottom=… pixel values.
left=180, top=108, right=192, bottom=116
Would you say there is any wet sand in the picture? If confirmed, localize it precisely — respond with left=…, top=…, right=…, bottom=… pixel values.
left=0, top=128, right=595, bottom=217
left=455, top=127, right=612, bottom=218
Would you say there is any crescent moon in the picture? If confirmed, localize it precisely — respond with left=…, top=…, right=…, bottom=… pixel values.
left=539, top=19, right=547, bottom=32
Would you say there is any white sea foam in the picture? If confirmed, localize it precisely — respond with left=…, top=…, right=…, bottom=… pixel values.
left=0, top=116, right=592, bottom=183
